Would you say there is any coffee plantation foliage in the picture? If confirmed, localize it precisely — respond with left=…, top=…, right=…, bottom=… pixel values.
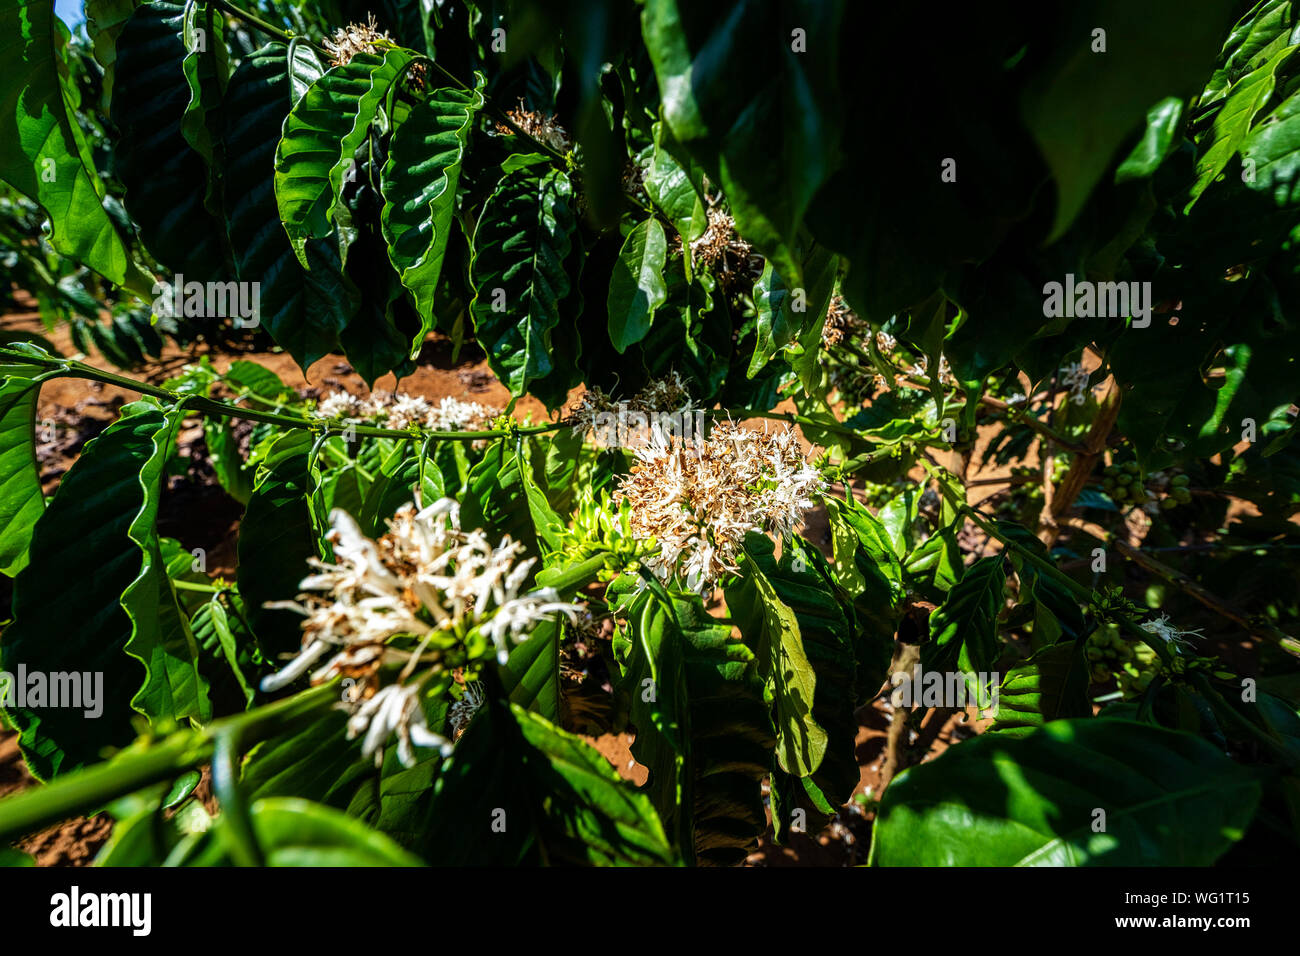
left=0, top=0, right=1299, bottom=866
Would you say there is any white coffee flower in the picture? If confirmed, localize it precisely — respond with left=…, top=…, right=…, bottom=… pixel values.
left=1139, top=613, right=1203, bottom=649
left=1060, top=362, right=1091, bottom=406
left=347, top=682, right=452, bottom=767
left=426, top=396, right=496, bottom=432
left=259, top=496, right=579, bottom=762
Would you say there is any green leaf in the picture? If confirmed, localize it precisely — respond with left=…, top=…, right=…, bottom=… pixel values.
left=110, top=0, right=231, bottom=279
left=241, top=706, right=371, bottom=809
left=996, top=520, right=1087, bottom=644
left=610, top=577, right=773, bottom=865
left=226, top=798, right=424, bottom=866
left=458, top=438, right=540, bottom=558
left=202, top=418, right=252, bottom=505
left=85, top=0, right=138, bottom=112
left=752, top=242, right=836, bottom=381
left=725, top=534, right=826, bottom=778
left=516, top=436, right=565, bottom=556
left=469, top=164, right=576, bottom=398
left=2, top=402, right=182, bottom=778
left=223, top=44, right=356, bottom=369
left=0, top=370, right=61, bottom=575
left=275, top=48, right=417, bottom=265
left=990, top=641, right=1092, bottom=737
left=921, top=555, right=1006, bottom=683
left=0, top=0, right=152, bottom=296
left=1201, top=0, right=1297, bottom=109
left=823, top=496, right=901, bottom=704
left=224, top=359, right=292, bottom=402
left=121, top=403, right=212, bottom=727
left=782, top=245, right=840, bottom=391
left=607, top=217, right=668, bottom=352
left=642, top=122, right=708, bottom=243
left=188, top=595, right=257, bottom=709
left=356, top=442, right=419, bottom=538
left=1115, top=95, right=1185, bottom=183
left=776, top=536, right=863, bottom=811
left=1190, top=44, right=1299, bottom=205
left=236, top=431, right=320, bottom=659
left=872, top=719, right=1262, bottom=865
left=380, top=80, right=483, bottom=358
left=641, top=0, right=845, bottom=288
left=179, top=0, right=229, bottom=218
left=422, top=695, right=677, bottom=866
left=500, top=619, right=561, bottom=721
left=1022, top=0, right=1237, bottom=239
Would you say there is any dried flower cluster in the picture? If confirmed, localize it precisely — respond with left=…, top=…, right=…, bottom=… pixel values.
left=903, top=353, right=958, bottom=388
left=622, top=159, right=649, bottom=203
left=315, top=389, right=498, bottom=433
left=494, top=99, right=573, bottom=152
left=567, top=372, right=696, bottom=434
left=821, top=294, right=867, bottom=348
left=616, top=422, right=824, bottom=589
left=324, top=15, right=391, bottom=67
left=261, top=499, right=578, bottom=765
left=684, top=207, right=759, bottom=287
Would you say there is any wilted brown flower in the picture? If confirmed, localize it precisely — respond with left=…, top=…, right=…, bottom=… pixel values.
left=616, top=422, right=824, bottom=590
left=324, top=14, right=391, bottom=68
left=494, top=99, right=573, bottom=153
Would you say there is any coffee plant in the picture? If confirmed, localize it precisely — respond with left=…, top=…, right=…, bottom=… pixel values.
left=0, top=0, right=1299, bottom=867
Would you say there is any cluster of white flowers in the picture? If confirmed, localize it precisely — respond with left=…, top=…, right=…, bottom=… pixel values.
left=260, top=498, right=578, bottom=765
left=616, top=422, right=824, bottom=589
left=1060, top=362, right=1092, bottom=406
left=315, top=389, right=498, bottom=433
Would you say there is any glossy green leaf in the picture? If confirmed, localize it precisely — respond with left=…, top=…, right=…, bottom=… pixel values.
left=3, top=402, right=187, bottom=778
left=607, top=217, right=668, bottom=352
left=990, top=641, right=1092, bottom=737
left=0, top=0, right=152, bottom=296
left=873, top=719, right=1262, bottom=865
left=274, top=48, right=417, bottom=264
left=921, top=555, right=1006, bottom=683
left=1190, top=44, right=1298, bottom=204
left=469, top=163, right=576, bottom=398
left=1022, top=0, right=1236, bottom=239
left=0, top=369, right=60, bottom=575
left=610, top=577, right=773, bottom=865
left=641, top=0, right=845, bottom=288
left=224, top=797, right=424, bottom=866
left=110, top=0, right=230, bottom=279
left=381, top=80, right=483, bottom=357
left=223, top=43, right=356, bottom=369
left=179, top=0, right=229, bottom=217
left=1115, top=96, right=1185, bottom=183
left=121, top=403, right=212, bottom=727
left=726, top=534, right=826, bottom=778
left=236, top=431, right=320, bottom=659
left=500, top=619, right=560, bottom=721
left=642, top=122, right=708, bottom=243
left=422, top=695, right=677, bottom=866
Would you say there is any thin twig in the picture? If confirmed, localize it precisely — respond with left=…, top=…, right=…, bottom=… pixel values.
left=1062, top=515, right=1300, bottom=658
